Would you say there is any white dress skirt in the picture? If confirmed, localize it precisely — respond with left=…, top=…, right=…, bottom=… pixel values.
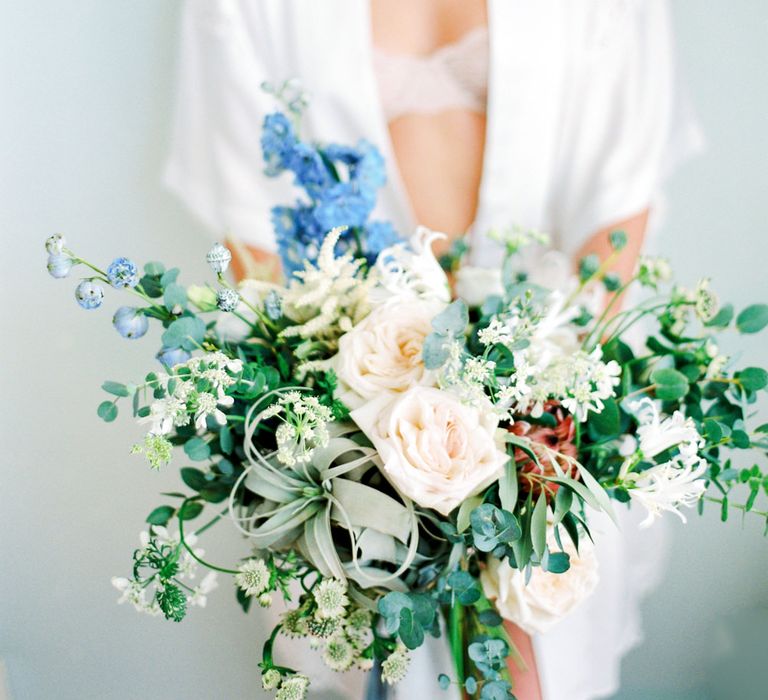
left=163, top=2, right=704, bottom=697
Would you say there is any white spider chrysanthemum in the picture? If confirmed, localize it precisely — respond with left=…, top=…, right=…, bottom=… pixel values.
left=313, top=578, right=349, bottom=619
left=381, top=645, right=410, bottom=685
left=622, top=457, right=707, bottom=527
left=235, top=559, right=271, bottom=598
left=371, top=226, right=451, bottom=305
left=626, top=398, right=703, bottom=460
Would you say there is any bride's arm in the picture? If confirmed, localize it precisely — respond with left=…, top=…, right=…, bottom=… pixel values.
left=229, top=241, right=281, bottom=283
left=575, top=209, right=650, bottom=284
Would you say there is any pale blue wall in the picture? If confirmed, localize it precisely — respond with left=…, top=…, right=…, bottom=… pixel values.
left=1, top=2, right=766, bottom=699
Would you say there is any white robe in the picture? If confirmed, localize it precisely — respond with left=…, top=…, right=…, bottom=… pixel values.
left=164, top=2, right=704, bottom=698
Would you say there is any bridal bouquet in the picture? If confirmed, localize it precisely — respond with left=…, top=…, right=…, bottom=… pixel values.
left=45, top=97, right=768, bottom=700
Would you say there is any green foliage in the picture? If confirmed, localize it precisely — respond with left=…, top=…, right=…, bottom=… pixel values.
left=736, top=304, right=768, bottom=334
left=609, top=229, right=628, bottom=251
left=651, top=367, right=690, bottom=401
left=146, top=505, right=175, bottom=526
left=183, top=437, right=211, bottom=462
left=156, top=583, right=187, bottom=622
left=161, top=316, right=207, bottom=351
left=97, top=400, right=117, bottom=422
left=378, top=591, right=439, bottom=650
left=469, top=504, right=521, bottom=553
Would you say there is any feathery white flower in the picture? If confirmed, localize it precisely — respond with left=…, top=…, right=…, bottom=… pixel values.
left=623, top=457, right=707, bottom=527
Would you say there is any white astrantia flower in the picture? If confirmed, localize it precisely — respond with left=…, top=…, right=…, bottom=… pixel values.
left=481, top=532, right=599, bottom=635
left=138, top=352, right=242, bottom=436
left=313, top=578, right=349, bottom=619
left=371, top=226, right=451, bottom=305
left=322, top=634, right=355, bottom=671
left=235, top=558, right=271, bottom=598
left=381, top=645, right=410, bottom=685
left=275, top=674, right=310, bottom=700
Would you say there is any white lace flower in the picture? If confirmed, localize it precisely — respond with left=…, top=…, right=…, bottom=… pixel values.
left=188, top=571, right=219, bottom=608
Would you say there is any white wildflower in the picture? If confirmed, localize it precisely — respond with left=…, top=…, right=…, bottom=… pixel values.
left=267, top=392, right=333, bottom=466
left=623, top=457, right=707, bottom=527
left=371, top=226, right=451, bottom=305
left=322, top=634, right=355, bottom=672
left=275, top=674, right=310, bottom=700
left=235, top=558, right=271, bottom=597
left=693, top=278, right=719, bottom=322
left=381, top=645, right=410, bottom=685
left=626, top=398, right=703, bottom=461
left=262, top=669, right=282, bottom=691
left=188, top=571, right=219, bottom=608
left=313, top=578, right=349, bottom=619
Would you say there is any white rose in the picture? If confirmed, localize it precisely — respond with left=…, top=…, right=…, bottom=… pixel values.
left=351, top=387, right=507, bottom=516
left=454, top=266, right=504, bottom=307
left=335, top=300, right=442, bottom=407
left=481, top=534, right=599, bottom=635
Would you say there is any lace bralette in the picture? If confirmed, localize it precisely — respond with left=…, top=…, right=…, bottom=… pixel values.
left=373, top=26, right=489, bottom=121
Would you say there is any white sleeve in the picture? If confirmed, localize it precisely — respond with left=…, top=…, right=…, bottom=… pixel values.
left=552, top=0, right=704, bottom=256
left=163, top=0, right=293, bottom=251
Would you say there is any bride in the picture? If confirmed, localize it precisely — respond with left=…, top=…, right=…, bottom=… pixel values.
left=164, top=1, right=703, bottom=697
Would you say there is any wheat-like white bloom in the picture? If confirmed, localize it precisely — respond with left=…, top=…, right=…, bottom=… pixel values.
left=281, top=227, right=373, bottom=343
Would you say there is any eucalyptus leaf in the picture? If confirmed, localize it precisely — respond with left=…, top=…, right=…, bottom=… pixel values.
left=736, top=304, right=768, bottom=334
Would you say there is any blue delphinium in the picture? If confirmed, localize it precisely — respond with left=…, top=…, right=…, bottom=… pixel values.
left=260, top=105, right=402, bottom=276
left=261, top=113, right=298, bottom=176
left=113, top=306, right=149, bottom=339
left=75, top=280, right=104, bottom=309
left=107, top=257, right=139, bottom=288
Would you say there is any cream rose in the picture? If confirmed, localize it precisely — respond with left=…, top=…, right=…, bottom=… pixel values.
left=351, top=387, right=507, bottom=515
left=481, top=534, right=599, bottom=635
left=335, top=299, right=442, bottom=406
